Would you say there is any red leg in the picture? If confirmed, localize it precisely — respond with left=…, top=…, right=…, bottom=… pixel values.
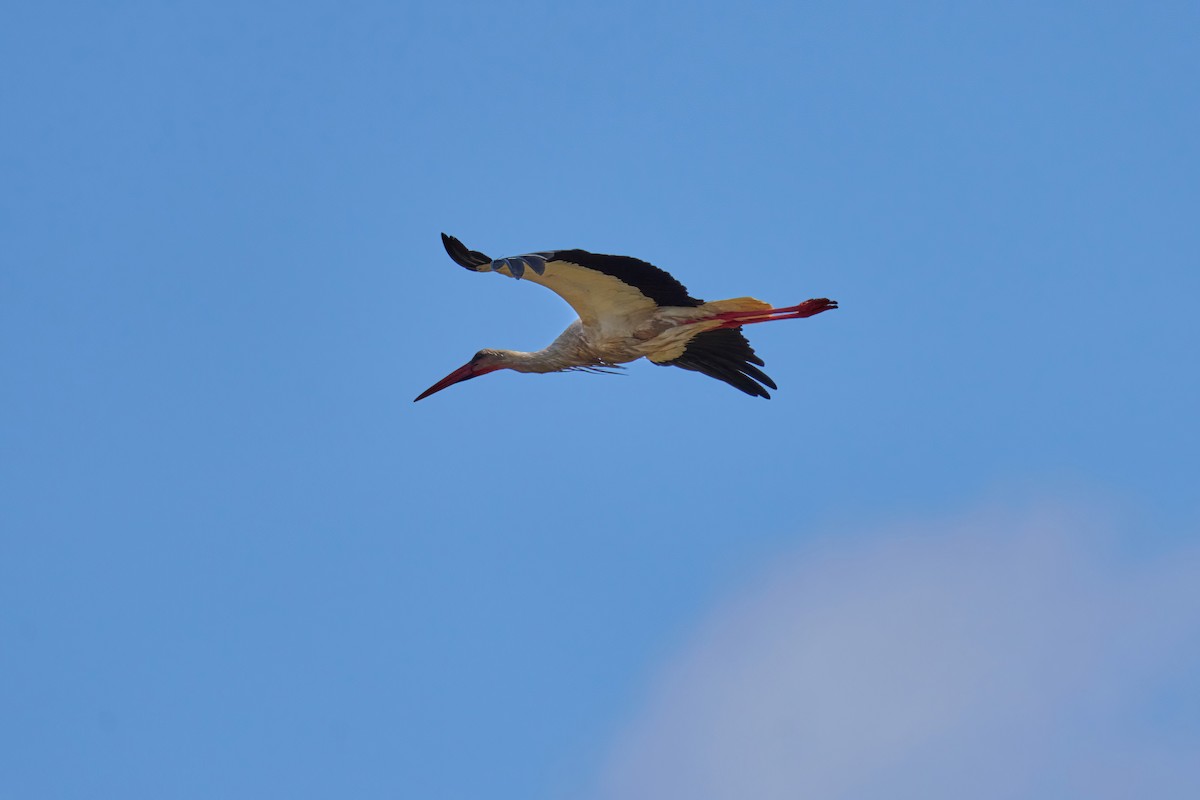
left=709, top=298, right=838, bottom=328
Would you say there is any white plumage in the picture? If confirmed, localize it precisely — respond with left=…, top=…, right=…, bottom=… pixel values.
left=415, top=234, right=837, bottom=401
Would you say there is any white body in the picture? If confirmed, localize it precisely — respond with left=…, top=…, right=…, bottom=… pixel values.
left=416, top=234, right=836, bottom=401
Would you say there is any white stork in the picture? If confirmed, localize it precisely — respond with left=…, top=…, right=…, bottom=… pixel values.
left=415, top=233, right=837, bottom=401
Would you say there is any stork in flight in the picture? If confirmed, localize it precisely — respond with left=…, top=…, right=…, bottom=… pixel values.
left=415, top=234, right=837, bottom=401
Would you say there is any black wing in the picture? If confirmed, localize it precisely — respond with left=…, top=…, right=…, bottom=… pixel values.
left=543, top=249, right=702, bottom=308
left=441, top=233, right=704, bottom=327
left=658, top=328, right=777, bottom=399
left=441, top=233, right=493, bottom=269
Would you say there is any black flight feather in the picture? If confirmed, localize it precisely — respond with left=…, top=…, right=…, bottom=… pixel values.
left=441, top=233, right=492, bottom=270
left=442, top=234, right=702, bottom=309
left=540, top=249, right=703, bottom=309
left=660, top=328, right=776, bottom=398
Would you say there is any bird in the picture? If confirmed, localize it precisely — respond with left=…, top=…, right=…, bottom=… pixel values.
left=415, top=233, right=838, bottom=401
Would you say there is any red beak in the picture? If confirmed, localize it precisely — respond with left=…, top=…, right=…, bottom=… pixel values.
left=414, top=361, right=498, bottom=402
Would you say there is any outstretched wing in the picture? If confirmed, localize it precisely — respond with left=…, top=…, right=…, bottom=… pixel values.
left=652, top=328, right=777, bottom=399
left=441, top=233, right=702, bottom=328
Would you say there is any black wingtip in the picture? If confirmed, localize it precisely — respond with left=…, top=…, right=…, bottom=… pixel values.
left=661, top=329, right=777, bottom=398
left=441, top=233, right=492, bottom=270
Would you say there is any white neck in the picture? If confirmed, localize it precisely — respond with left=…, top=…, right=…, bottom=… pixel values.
left=490, top=322, right=599, bottom=374
left=494, top=348, right=577, bottom=374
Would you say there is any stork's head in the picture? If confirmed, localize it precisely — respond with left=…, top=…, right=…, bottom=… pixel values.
left=414, top=349, right=508, bottom=401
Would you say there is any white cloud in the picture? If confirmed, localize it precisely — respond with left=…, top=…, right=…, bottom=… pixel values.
left=596, top=504, right=1200, bottom=800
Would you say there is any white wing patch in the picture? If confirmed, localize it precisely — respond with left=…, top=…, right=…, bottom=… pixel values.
left=492, top=257, right=662, bottom=330
left=644, top=321, right=719, bottom=363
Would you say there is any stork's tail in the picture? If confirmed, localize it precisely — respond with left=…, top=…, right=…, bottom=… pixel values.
left=699, top=297, right=773, bottom=315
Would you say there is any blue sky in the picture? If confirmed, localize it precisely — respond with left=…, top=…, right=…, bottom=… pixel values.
left=2, top=2, right=1198, bottom=798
